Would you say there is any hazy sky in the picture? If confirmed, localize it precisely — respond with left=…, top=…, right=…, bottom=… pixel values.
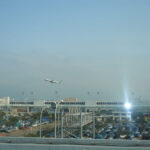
left=0, top=0, right=150, bottom=102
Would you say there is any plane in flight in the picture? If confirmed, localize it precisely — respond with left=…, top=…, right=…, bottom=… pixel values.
left=44, top=79, right=63, bottom=84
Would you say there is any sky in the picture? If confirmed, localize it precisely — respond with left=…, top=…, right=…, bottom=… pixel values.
left=0, top=0, right=150, bottom=102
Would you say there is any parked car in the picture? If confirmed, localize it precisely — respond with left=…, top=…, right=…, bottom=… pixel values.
left=95, top=134, right=103, bottom=139
left=19, top=126, right=24, bottom=130
left=0, top=129, right=9, bottom=133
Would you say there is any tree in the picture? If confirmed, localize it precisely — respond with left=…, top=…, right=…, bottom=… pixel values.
left=4, top=116, right=19, bottom=126
left=0, top=111, right=5, bottom=121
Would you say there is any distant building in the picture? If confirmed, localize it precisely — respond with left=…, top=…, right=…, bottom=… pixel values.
left=96, top=101, right=124, bottom=106
left=59, top=98, right=85, bottom=113
left=96, top=101, right=131, bottom=121
left=0, top=97, right=10, bottom=105
left=63, top=97, right=77, bottom=102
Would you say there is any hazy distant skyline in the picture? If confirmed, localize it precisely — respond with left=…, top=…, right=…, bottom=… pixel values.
left=0, top=0, right=150, bottom=102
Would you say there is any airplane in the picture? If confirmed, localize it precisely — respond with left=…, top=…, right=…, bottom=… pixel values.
left=44, top=79, right=63, bottom=84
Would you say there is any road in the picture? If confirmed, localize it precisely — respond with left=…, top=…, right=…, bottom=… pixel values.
left=0, top=143, right=150, bottom=150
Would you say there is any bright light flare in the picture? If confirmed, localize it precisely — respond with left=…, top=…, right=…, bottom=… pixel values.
left=124, top=102, right=131, bottom=109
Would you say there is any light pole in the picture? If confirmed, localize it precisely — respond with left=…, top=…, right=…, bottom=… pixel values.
left=80, top=107, right=83, bottom=139
left=54, top=105, right=57, bottom=138
left=54, top=101, right=62, bottom=138
left=60, top=109, right=63, bottom=138
left=40, top=106, right=49, bottom=138
left=93, top=110, right=95, bottom=139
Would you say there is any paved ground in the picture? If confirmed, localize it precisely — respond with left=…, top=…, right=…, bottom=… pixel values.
left=0, top=143, right=150, bottom=150
left=0, top=123, right=54, bottom=137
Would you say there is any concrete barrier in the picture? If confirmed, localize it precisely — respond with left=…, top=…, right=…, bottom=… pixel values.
left=0, top=137, right=150, bottom=147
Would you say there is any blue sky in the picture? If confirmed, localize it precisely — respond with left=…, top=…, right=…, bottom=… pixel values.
left=0, top=0, right=150, bottom=102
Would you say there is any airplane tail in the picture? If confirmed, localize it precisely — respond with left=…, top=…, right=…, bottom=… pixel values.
left=59, top=80, right=63, bottom=84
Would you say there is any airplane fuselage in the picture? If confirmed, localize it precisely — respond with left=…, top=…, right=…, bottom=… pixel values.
left=45, top=79, right=62, bottom=84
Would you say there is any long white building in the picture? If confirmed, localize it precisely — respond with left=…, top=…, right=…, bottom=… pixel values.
left=0, top=97, right=10, bottom=105
left=96, top=101, right=132, bottom=121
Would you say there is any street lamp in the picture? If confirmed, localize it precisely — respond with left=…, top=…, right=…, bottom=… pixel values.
left=54, top=100, right=63, bottom=138
left=124, top=102, right=131, bottom=110
left=40, top=106, right=49, bottom=138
